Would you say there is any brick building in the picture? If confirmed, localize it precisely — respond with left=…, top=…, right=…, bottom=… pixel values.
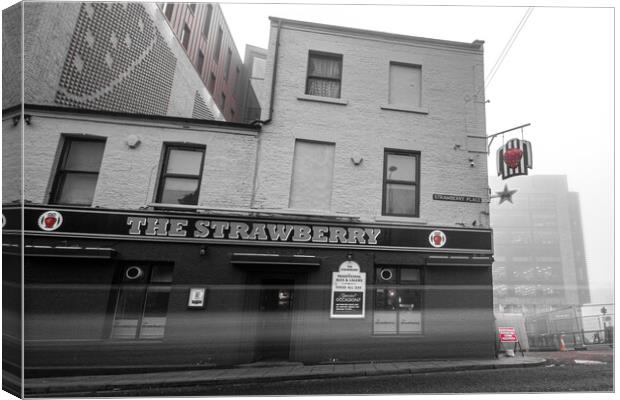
left=4, top=9, right=495, bottom=386
left=239, top=44, right=268, bottom=122
left=159, top=3, right=261, bottom=122
left=256, top=17, right=490, bottom=224
left=3, top=2, right=225, bottom=120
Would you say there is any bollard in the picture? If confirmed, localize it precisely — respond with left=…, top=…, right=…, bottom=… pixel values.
left=559, top=335, right=567, bottom=352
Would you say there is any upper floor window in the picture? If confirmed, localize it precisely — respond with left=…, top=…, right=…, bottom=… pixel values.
left=50, top=137, right=106, bottom=205
left=289, top=139, right=335, bottom=211
left=251, top=57, right=266, bottom=79
left=305, top=51, right=342, bottom=98
left=233, top=65, right=241, bottom=94
left=214, top=27, right=223, bottom=62
left=196, top=50, right=205, bottom=75
left=224, top=49, right=232, bottom=81
left=156, top=144, right=205, bottom=205
left=383, top=150, right=420, bottom=217
left=180, top=24, right=191, bottom=49
left=163, top=3, right=174, bottom=20
left=202, top=4, right=213, bottom=38
left=389, top=62, right=422, bottom=107
left=207, top=72, right=216, bottom=93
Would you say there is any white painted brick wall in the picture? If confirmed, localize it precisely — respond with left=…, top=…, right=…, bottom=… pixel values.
left=22, top=113, right=257, bottom=210
left=255, top=20, right=490, bottom=227
left=2, top=116, right=23, bottom=204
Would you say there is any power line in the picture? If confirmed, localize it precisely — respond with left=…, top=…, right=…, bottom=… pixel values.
left=485, top=7, right=534, bottom=90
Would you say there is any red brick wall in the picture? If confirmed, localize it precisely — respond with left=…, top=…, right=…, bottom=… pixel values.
left=160, top=3, right=245, bottom=122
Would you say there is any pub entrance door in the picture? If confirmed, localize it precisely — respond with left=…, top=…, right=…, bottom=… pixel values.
left=255, top=278, right=295, bottom=361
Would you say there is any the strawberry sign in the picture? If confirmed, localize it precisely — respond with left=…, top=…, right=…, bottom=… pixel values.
left=496, top=138, right=533, bottom=180
left=428, top=230, right=447, bottom=248
left=503, top=148, right=523, bottom=169
left=38, top=211, right=63, bottom=231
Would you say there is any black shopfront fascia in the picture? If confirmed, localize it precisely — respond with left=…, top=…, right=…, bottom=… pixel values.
left=5, top=205, right=495, bottom=371
left=3, top=205, right=493, bottom=258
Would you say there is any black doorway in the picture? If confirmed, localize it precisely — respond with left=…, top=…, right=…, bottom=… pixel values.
left=256, top=278, right=295, bottom=361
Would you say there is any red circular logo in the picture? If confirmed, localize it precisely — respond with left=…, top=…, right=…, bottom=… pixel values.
left=429, top=230, right=447, bottom=248
left=38, top=211, right=63, bottom=231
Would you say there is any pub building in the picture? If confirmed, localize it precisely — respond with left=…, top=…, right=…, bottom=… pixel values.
left=3, top=202, right=493, bottom=375
left=3, top=11, right=495, bottom=377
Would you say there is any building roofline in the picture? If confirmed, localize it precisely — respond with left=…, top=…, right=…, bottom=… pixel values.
left=6, top=104, right=262, bottom=131
left=269, top=16, right=484, bottom=51
left=245, top=43, right=268, bottom=54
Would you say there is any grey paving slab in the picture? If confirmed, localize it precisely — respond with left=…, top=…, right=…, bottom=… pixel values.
left=287, top=365, right=310, bottom=376
left=333, top=364, right=356, bottom=374
left=352, top=363, right=373, bottom=372
left=376, top=363, right=403, bottom=371
left=262, top=366, right=296, bottom=376
left=310, top=365, right=335, bottom=373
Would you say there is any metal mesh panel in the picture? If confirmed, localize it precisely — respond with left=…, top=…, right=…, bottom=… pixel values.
left=192, top=91, right=214, bottom=120
left=55, top=3, right=177, bottom=115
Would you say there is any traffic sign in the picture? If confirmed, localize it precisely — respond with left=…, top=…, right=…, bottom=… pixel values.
left=498, top=327, right=518, bottom=343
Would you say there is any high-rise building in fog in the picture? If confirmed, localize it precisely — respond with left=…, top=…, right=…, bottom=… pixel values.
left=490, top=175, right=590, bottom=315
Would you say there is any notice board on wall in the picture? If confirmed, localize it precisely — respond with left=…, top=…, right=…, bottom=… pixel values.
left=330, top=260, right=366, bottom=319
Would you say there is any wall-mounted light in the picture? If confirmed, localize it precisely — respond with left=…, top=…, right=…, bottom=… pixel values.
left=126, top=134, right=141, bottom=149
left=350, top=151, right=363, bottom=166
left=200, top=245, right=207, bottom=256
left=24, top=114, right=31, bottom=125
left=469, top=158, right=475, bottom=167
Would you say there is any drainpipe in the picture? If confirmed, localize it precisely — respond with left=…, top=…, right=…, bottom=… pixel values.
left=250, top=20, right=281, bottom=208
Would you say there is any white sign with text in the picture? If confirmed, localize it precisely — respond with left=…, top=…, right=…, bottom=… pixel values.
left=330, top=260, right=366, bottom=319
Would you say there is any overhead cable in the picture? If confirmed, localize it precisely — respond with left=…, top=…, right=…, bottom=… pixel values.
left=485, top=7, right=534, bottom=90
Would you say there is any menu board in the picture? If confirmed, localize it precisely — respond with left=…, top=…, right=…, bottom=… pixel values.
left=330, top=260, right=366, bottom=319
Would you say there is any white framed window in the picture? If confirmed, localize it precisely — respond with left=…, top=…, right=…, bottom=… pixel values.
left=50, top=137, right=106, bottom=205
left=305, top=51, right=343, bottom=98
left=156, top=144, right=206, bottom=205
left=383, top=149, right=420, bottom=217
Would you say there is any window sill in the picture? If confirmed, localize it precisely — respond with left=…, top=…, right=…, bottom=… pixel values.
left=297, top=94, right=349, bottom=106
left=371, top=333, right=425, bottom=337
left=380, top=104, right=429, bottom=114
left=374, top=215, right=428, bottom=225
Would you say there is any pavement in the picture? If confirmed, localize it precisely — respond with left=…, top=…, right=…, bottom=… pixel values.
left=22, top=355, right=546, bottom=396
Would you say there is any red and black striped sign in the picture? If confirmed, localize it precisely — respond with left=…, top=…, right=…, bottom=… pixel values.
left=496, top=138, right=533, bottom=180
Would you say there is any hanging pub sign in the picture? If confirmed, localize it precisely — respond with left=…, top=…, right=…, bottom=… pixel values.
left=496, top=138, right=533, bottom=180
left=330, top=260, right=366, bottom=319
